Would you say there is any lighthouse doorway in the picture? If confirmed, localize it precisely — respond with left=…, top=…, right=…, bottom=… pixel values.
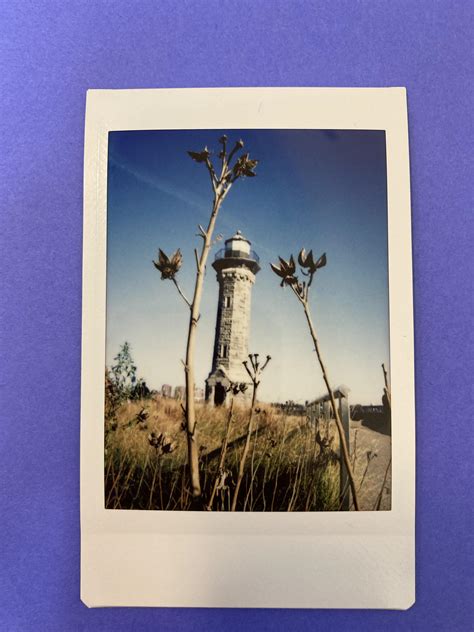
left=214, top=383, right=226, bottom=406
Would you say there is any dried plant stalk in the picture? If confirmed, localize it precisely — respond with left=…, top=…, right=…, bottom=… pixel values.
left=184, top=191, right=224, bottom=501
left=302, top=303, right=360, bottom=510
left=271, top=249, right=360, bottom=510
left=231, top=384, right=257, bottom=511
left=154, top=137, right=258, bottom=504
left=231, top=354, right=271, bottom=511
left=374, top=457, right=391, bottom=510
left=207, top=396, right=235, bottom=510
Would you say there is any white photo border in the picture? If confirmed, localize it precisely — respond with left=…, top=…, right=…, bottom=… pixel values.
left=81, top=88, right=415, bottom=609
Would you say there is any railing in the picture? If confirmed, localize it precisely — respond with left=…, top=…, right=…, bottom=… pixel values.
left=214, top=248, right=260, bottom=264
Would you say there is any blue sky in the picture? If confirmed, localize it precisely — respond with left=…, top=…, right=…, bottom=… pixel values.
left=106, top=129, right=389, bottom=404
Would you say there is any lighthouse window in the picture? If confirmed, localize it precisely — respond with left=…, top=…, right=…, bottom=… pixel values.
left=219, top=344, right=228, bottom=358
left=224, top=296, right=232, bottom=308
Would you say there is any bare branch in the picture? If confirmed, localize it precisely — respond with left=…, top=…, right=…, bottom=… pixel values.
left=242, top=360, right=254, bottom=382
left=219, top=181, right=233, bottom=203
left=205, top=156, right=218, bottom=192
left=289, top=281, right=305, bottom=306
left=196, top=224, right=207, bottom=240
left=227, top=140, right=244, bottom=166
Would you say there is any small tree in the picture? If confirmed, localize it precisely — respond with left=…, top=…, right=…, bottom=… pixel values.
left=110, top=341, right=137, bottom=400
left=154, top=136, right=258, bottom=504
left=270, top=249, right=360, bottom=510
left=104, top=368, right=121, bottom=427
left=109, top=341, right=150, bottom=401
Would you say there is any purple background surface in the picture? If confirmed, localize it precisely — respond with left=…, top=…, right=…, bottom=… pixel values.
left=1, top=2, right=472, bottom=630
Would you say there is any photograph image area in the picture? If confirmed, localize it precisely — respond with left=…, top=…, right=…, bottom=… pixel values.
left=104, top=129, right=391, bottom=512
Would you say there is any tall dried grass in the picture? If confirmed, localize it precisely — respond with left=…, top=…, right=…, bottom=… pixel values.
left=104, top=397, right=344, bottom=511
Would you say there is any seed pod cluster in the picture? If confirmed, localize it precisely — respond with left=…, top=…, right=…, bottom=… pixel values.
left=148, top=431, right=176, bottom=455
left=153, top=249, right=183, bottom=280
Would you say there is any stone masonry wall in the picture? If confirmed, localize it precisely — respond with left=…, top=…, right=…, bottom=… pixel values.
left=212, top=266, right=255, bottom=384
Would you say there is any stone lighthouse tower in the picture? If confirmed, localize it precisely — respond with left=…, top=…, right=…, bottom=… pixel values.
left=206, top=231, right=260, bottom=405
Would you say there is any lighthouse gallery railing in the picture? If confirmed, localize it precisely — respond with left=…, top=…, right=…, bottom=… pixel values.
left=214, top=248, right=260, bottom=264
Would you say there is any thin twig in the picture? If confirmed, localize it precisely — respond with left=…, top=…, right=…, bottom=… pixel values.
left=172, top=278, right=192, bottom=308
left=374, top=457, right=391, bottom=510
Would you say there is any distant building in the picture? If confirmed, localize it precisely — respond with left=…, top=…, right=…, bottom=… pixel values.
left=194, top=386, right=205, bottom=402
left=161, top=384, right=172, bottom=398
left=171, top=385, right=205, bottom=401
left=174, top=386, right=185, bottom=400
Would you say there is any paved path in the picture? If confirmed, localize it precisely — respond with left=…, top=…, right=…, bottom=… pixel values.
left=350, top=422, right=392, bottom=511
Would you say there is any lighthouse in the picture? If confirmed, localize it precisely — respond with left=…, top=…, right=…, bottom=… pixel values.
left=206, top=231, right=260, bottom=406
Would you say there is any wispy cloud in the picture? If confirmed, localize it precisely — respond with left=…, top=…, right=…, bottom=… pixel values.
left=109, top=155, right=207, bottom=211
left=108, top=154, right=262, bottom=243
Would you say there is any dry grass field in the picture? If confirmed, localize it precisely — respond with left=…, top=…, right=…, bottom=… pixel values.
left=105, top=396, right=391, bottom=511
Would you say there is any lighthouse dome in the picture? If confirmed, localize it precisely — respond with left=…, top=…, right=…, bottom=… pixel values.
left=225, top=230, right=251, bottom=255
left=213, top=230, right=260, bottom=274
